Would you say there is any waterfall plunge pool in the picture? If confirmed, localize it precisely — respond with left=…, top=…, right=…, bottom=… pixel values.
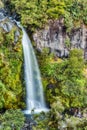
left=23, top=108, right=49, bottom=115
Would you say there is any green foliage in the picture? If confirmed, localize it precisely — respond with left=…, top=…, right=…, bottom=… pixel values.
left=33, top=99, right=87, bottom=130
left=65, top=37, right=70, bottom=48
left=4, top=0, right=87, bottom=31
left=0, top=1, right=87, bottom=129
left=64, top=12, right=74, bottom=32
left=47, top=0, right=65, bottom=19
left=0, top=26, right=25, bottom=109
left=0, top=81, right=6, bottom=109
left=0, top=109, right=25, bottom=130
left=33, top=98, right=64, bottom=130
left=38, top=49, right=87, bottom=108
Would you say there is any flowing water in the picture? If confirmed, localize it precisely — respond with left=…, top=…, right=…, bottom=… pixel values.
left=0, top=7, right=48, bottom=114
left=22, top=27, right=48, bottom=114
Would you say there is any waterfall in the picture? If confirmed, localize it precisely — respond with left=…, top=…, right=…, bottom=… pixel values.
left=22, top=27, right=48, bottom=114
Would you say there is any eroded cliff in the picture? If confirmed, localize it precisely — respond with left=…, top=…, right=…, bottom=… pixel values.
left=33, top=19, right=87, bottom=58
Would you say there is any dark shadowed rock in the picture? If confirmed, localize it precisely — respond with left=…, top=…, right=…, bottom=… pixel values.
left=0, top=22, right=13, bottom=32
left=0, top=7, right=20, bottom=43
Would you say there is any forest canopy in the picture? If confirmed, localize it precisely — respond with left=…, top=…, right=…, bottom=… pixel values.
left=4, top=0, right=87, bottom=31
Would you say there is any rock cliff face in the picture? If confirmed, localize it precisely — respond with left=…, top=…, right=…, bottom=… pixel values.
left=0, top=8, right=20, bottom=43
left=33, top=19, right=87, bottom=58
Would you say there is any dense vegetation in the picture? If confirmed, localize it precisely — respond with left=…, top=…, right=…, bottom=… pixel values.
left=0, top=0, right=87, bottom=129
left=34, top=49, right=87, bottom=130
left=4, top=0, right=87, bottom=31
left=0, top=26, right=25, bottom=110
left=0, top=109, right=25, bottom=130
left=38, top=49, right=87, bottom=107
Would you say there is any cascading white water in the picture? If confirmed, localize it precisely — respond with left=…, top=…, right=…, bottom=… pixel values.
left=22, top=27, right=48, bottom=114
